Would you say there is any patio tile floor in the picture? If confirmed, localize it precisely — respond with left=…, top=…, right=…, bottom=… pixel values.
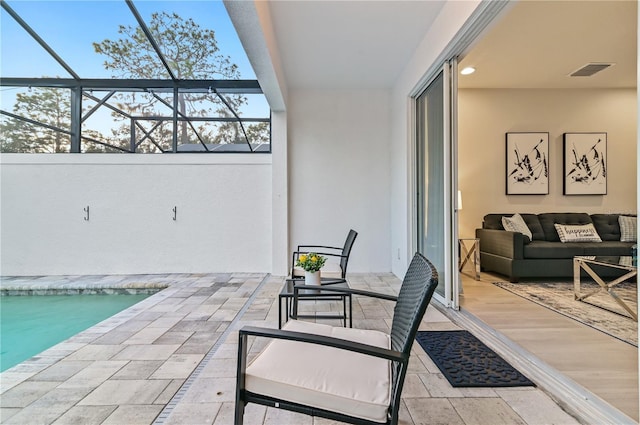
left=0, top=273, right=581, bottom=425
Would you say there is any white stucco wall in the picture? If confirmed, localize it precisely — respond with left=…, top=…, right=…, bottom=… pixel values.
left=390, top=1, right=482, bottom=277
left=458, top=88, right=637, bottom=238
left=224, top=0, right=290, bottom=276
left=270, top=111, right=289, bottom=276
left=287, top=89, right=391, bottom=273
left=0, top=154, right=272, bottom=275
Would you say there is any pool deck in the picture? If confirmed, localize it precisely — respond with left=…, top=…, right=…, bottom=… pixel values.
left=0, top=273, right=581, bottom=425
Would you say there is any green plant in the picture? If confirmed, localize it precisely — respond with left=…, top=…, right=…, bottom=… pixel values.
left=296, top=253, right=326, bottom=273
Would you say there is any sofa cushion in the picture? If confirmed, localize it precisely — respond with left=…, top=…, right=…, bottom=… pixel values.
left=501, top=213, right=533, bottom=241
left=554, top=223, right=602, bottom=243
left=591, top=214, right=622, bottom=241
left=618, top=215, right=637, bottom=242
left=523, top=241, right=585, bottom=259
left=538, top=213, right=593, bottom=242
left=582, top=241, right=634, bottom=256
left=483, top=214, right=544, bottom=241
left=482, top=214, right=509, bottom=230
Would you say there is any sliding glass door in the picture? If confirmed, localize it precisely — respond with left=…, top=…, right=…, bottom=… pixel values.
left=415, top=62, right=458, bottom=307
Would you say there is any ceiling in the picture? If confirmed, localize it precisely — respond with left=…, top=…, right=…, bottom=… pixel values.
left=267, top=0, right=446, bottom=89
left=458, top=0, right=637, bottom=89
left=263, top=0, right=636, bottom=91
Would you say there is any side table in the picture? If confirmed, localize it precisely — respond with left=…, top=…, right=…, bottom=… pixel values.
left=459, top=238, right=480, bottom=280
left=278, top=278, right=352, bottom=329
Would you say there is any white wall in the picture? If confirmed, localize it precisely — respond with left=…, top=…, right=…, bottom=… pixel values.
left=0, top=154, right=272, bottom=275
left=271, top=111, right=289, bottom=276
left=223, top=1, right=291, bottom=276
left=287, top=89, right=391, bottom=273
left=390, top=1, right=482, bottom=277
left=458, top=88, right=637, bottom=238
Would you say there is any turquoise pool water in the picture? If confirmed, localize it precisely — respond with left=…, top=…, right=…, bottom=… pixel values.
left=0, top=294, right=150, bottom=372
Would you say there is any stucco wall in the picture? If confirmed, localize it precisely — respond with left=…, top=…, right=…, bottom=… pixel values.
left=0, top=154, right=272, bottom=275
left=458, top=88, right=637, bottom=238
left=287, top=89, right=391, bottom=272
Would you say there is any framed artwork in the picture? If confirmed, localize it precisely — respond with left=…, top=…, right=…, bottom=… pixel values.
left=505, top=132, right=549, bottom=195
left=563, top=132, right=607, bottom=195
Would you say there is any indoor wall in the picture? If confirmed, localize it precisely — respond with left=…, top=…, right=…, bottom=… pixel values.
left=458, top=87, right=637, bottom=238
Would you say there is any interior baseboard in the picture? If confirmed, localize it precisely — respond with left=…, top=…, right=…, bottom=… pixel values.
left=431, top=302, right=637, bottom=425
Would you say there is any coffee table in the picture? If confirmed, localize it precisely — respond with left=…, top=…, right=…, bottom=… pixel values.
left=278, top=278, right=352, bottom=329
left=573, top=256, right=637, bottom=320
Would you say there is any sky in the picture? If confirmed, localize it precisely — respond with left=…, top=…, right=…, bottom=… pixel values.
left=0, top=0, right=268, bottom=120
left=0, top=0, right=256, bottom=79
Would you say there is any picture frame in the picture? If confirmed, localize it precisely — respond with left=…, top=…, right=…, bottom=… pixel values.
left=505, top=132, right=549, bottom=195
left=563, top=132, right=607, bottom=195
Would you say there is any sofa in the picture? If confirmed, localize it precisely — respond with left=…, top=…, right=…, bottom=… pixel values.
left=476, top=213, right=636, bottom=282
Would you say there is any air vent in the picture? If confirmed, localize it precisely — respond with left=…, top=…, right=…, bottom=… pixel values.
left=569, top=63, right=614, bottom=77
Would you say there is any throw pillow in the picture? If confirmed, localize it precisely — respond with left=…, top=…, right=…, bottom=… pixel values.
left=554, top=223, right=602, bottom=243
left=501, top=213, right=533, bottom=240
left=619, top=215, right=637, bottom=242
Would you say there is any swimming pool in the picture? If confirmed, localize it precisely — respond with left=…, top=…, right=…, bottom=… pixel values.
left=0, top=293, right=150, bottom=372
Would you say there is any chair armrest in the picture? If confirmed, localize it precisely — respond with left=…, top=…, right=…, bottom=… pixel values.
left=290, top=250, right=348, bottom=277
left=297, top=245, right=343, bottom=252
left=239, top=326, right=406, bottom=362
left=476, top=228, right=525, bottom=260
left=293, top=284, right=398, bottom=302
left=292, top=250, right=348, bottom=259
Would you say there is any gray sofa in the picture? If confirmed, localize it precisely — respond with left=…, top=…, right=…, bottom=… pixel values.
left=476, top=213, right=635, bottom=282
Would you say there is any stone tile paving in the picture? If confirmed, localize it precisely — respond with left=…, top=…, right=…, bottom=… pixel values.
left=0, top=273, right=262, bottom=424
left=0, top=273, right=581, bottom=425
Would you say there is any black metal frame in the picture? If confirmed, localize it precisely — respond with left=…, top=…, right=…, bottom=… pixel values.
left=290, top=229, right=358, bottom=279
left=236, top=327, right=407, bottom=425
left=278, top=279, right=352, bottom=328
left=236, top=253, right=439, bottom=425
left=0, top=0, right=270, bottom=154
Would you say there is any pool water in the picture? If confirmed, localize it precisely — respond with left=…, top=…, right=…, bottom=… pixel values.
left=0, top=294, right=150, bottom=372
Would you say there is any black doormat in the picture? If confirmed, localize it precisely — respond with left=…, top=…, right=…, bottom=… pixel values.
left=415, top=330, right=535, bottom=388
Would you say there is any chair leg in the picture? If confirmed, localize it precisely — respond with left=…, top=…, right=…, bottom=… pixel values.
left=235, top=332, right=248, bottom=425
left=234, top=399, right=245, bottom=425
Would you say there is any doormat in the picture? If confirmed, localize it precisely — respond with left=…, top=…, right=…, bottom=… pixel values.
left=415, top=330, right=535, bottom=388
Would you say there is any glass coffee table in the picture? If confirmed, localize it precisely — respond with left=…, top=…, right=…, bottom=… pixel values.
left=573, top=256, right=637, bottom=320
left=278, top=278, right=352, bottom=329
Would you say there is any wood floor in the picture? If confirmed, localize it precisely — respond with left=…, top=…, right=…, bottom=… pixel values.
left=458, top=272, right=639, bottom=422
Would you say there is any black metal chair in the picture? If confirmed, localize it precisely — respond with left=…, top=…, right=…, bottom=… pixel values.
left=290, top=229, right=358, bottom=280
left=235, top=252, right=439, bottom=425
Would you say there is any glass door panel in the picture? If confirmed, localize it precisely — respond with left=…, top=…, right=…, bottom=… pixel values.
left=416, top=70, right=448, bottom=300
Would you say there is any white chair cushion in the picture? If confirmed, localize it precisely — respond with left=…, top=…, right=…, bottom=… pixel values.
left=292, top=261, right=343, bottom=279
left=245, top=320, right=392, bottom=423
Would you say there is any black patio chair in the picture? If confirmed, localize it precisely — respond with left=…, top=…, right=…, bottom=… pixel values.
left=290, top=229, right=358, bottom=280
left=235, top=252, right=439, bottom=425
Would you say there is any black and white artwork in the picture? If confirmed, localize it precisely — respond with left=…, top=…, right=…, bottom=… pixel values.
left=563, top=132, right=607, bottom=195
left=505, top=132, right=549, bottom=195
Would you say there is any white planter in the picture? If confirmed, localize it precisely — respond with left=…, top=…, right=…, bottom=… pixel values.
left=304, top=270, right=321, bottom=286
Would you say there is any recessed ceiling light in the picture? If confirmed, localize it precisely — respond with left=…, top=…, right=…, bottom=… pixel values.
left=460, top=67, right=476, bottom=75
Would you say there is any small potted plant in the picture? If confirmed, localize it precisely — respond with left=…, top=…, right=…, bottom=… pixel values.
left=296, top=253, right=327, bottom=285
